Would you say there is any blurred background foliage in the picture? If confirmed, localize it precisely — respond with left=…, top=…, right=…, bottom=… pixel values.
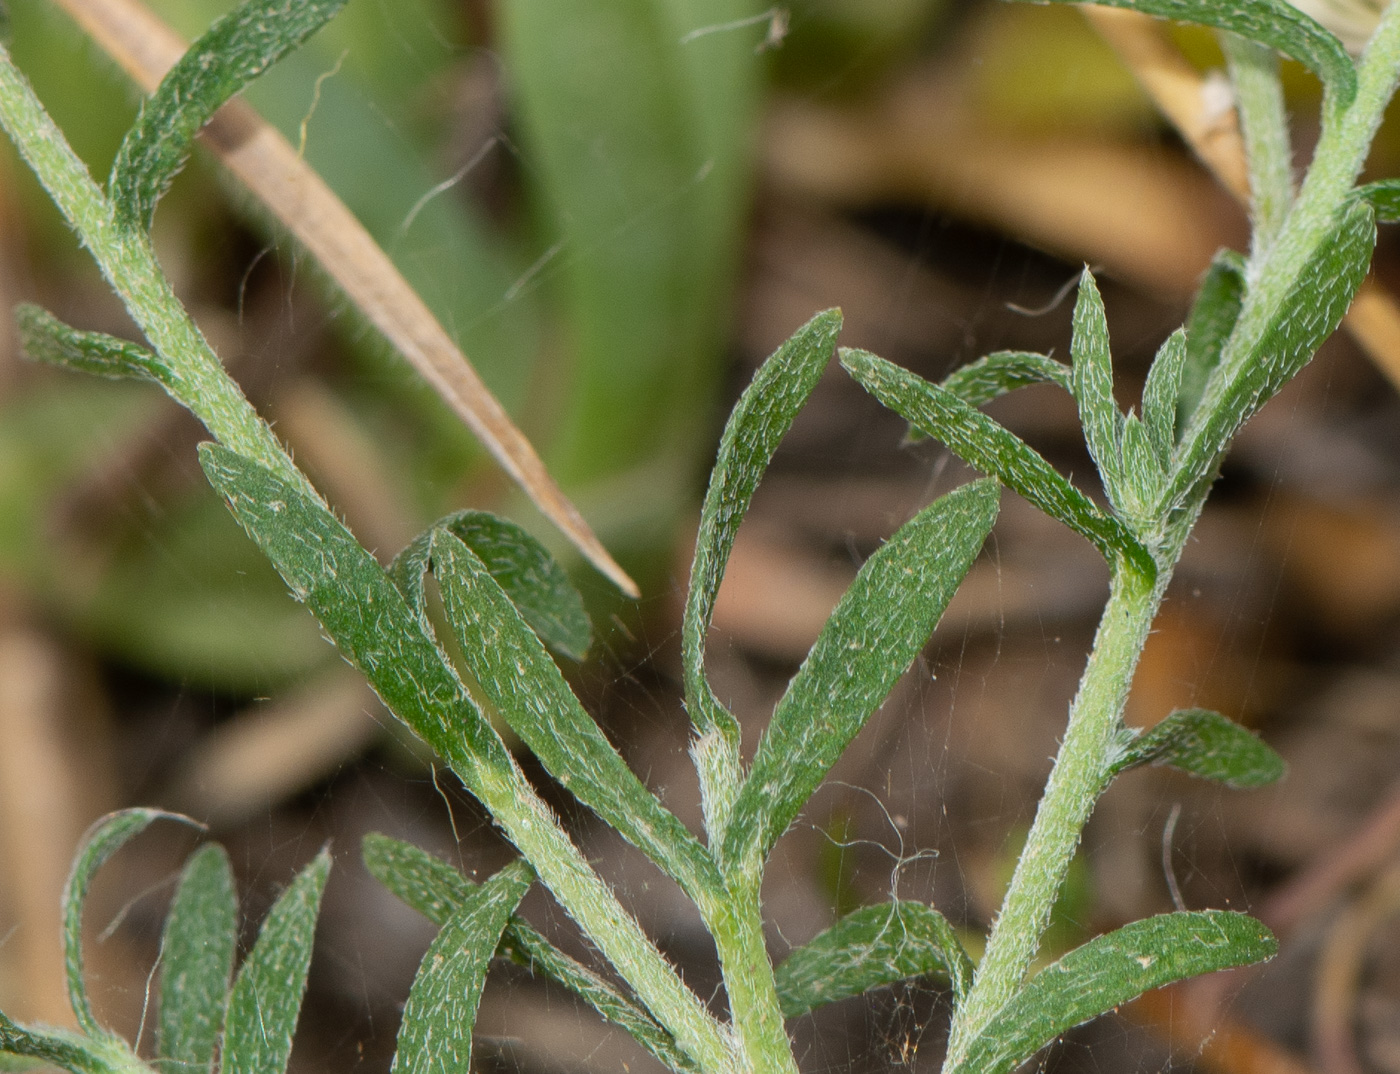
left=7, top=1, right=1400, bottom=1071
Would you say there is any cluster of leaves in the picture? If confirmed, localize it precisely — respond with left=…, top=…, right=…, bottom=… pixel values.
left=6, top=0, right=1400, bottom=1066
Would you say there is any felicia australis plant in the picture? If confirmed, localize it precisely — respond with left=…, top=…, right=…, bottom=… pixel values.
left=5, top=0, right=1400, bottom=1070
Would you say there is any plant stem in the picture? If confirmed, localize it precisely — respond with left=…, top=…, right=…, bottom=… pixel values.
left=944, top=561, right=1158, bottom=1070
left=1221, top=33, right=1293, bottom=255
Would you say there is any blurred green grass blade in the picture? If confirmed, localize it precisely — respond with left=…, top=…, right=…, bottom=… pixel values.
left=110, top=0, right=348, bottom=229
left=65, top=808, right=187, bottom=1039
left=1178, top=250, right=1247, bottom=428
left=948, top=911, right=1277, bottom=1074
left=362, top=834, right=693, bottom=1073
left=1069, top=271, right=1124, bottom=501
left=1020, top=0, right=1356, bottom=111
left=1109, top=708, right=1286, bottom=788
left=15, top=304, right=175, bottom=387
left=431, top=529, right=721, bottom=901
left=1355, top=179, right=1400, bottom=221
left=1170, top=201, right=1375, bottom=511
left=684, top=309, right=843, bottom=741
left=776, top=902, right=974, bottom=1017
left=940, top=350, right=1071, bottom=407
left=722, top=480, right=998, bottom=871
left=1141, top=329, right=1187, bottom=463
left=498, top=0, right=767, bottom=489
left=158, top=844, right=237, bottom=1074
left=841, top=349, right=1154, bottom=579
left=0, top=1015, right=132, bottom=1074
left=391, top=861, right=532, bottom=1074
left=223, top=849, right=330, bottom=1074
left=390, top=511, right=591, bottom=662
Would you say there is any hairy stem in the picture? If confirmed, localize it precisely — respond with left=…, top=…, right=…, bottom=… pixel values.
left=1222, top=32, right=1293, bottom=255
left=944, top=562, right=1159, bottom=1069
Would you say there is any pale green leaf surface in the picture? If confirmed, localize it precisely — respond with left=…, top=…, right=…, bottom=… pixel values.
left=1354, top=179, right=1400, bottom=221
left=940, top=350, right=1071, bottom=407
left=1118, top=414, right=1165, bottom=516
left=683, top=310, right=842, bottom=740
left=949, top=911, right=1276, bottom=1074
left=1109, top=708, right=1286, bottom=788
left=158, top=844, right=237, bottom=1074
left=840, top=349, right=1154, bottom=579
left=431, top=530, right=719, bottom=901
left=361, top=834, right=692, bottom=1072
left=390, top=510, right=591, bottom=661
left=776, top=902, right=974, bottom=1018
left=15, top=305, right=176, bottom=390
left=223, top=849, right=330, bottom=1074
left=109, top=0, right=348, bottom=229
left=0, top=1016, right=133, bottom=1074
left=391, top=861, right=532, bottom=1074
left=1171, top=202, right=1375, bottom=511
left=65, top=809, right=189, bottom=1039
left=722, top=480, right=998, bottom=870
left=1069, top=271, right=1124, bottom=500
left=1178, top=250, right=1247, bottom=427
left=1020, top=0, right=1355, bottom=109
left=1141, top=328, right=1187, bottom=463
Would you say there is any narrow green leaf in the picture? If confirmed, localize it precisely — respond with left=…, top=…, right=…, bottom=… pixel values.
left=1178, top=250, right=1247, bottom=428
left=390, top=511, right=591, bottom=661
left=776, top=902, right=975, bottom=1018
left=197, top=443, right=516, bottom=783
left=723, top=480, right=998, bottom=871
left=0, top=1014, right=132, bottom=1074
left=949, top=911, right=1277, bottom=1074
left=1118, top=414, right=1165, bottom=518
left=840, top=349, right=1155, bottom=579
left=1070, top=271, right=1124, bottom=501
left=941, top=351, right=1071, bottom=407
left=222, top=849, right=330, bottom=1074
left=16, top=304, right=176, bottom=389
left=109, top=0, right=348, bottom=229
left=684, top=309, right=842, bottom=740
left=158, top=844, right=237, bottom=1074
left=65, top=809, right=191, bottom=1039
left=1141, top=329, right=1187, bottom=464
left=1171, top=202, right=1375, bottom=510
left=392, top=860, right=532, bottom=1074
left=1017, top=0, right=1355, bottom=111
left=431, top=529, right=720, bottom=902
left=361, top=834, right=693, bottom=1073
left=1108, top=708, right=1286, bottom=788
left=1354, top=179, right=1400, bottom=222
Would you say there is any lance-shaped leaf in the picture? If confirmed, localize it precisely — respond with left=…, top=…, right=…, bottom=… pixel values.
left=684, top=310, right=843, bottom=740
left=1070, top=271, right=1125, bottom=503
left=841, top=349, right=1154, bottom=579
left=0, top=1013, right=135, bottom=1074
left=431, top=529, right=720, bottom=902
left=1177, top=250, right=1247, bottom=427
left=1118, top=414, right=1165, bottom=518
left=940, top=351, right=1071, bottom=407
left=390, top=510, right=591, bottom=661
left=109, top=0, right=348, bottom=230
left=947, top=911, right=1277, bottom=1074
left=158, top=844, right=238, bottom=1074
left=1170, top=202, right=1375, bottom=512
left=1107, top=709, right=1285, bottom=788
left=392, top=860, right=532, bottom=1074
left=1141, top=329, right=1187, bottom=464
left=16, top=304, right=178, bottom=391
left=1016, top=0, right=1355, bottom=111
left=776, top=902, right=975, bottom=1018
left=362, top=834, right=692, bottom=1073
left=1354, top=179, right=1400, bottom=222
left=722, top=480, right=998, bottom=872
left=222, top=849, right=330, bottom=1074
left=64, top=809, right=191, bottom=1039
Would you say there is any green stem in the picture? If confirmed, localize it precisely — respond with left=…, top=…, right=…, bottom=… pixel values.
left=1222, top=33, right=1293, bottom=255
left=944, top=562, right=1159, bottom=1070
left=0, top=46, right=738, bottom=1074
